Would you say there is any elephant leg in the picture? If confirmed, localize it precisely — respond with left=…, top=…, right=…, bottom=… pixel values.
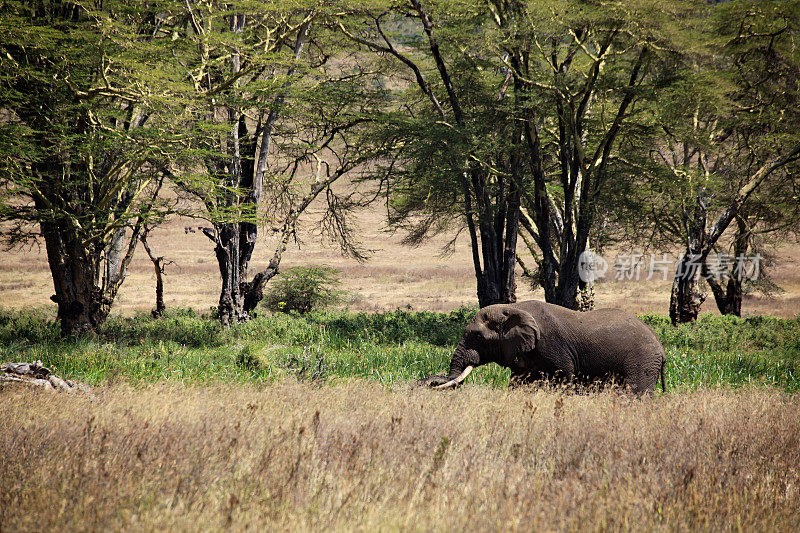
left=509, top=369, right=551, bottom=388
left=623, top=357, right=662, bottom=395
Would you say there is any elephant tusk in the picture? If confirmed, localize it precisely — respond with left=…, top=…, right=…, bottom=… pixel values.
left=432, top=366, right=474, bottom=390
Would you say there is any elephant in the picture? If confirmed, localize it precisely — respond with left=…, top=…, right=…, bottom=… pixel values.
left=418, top=300, right=666, bottom=394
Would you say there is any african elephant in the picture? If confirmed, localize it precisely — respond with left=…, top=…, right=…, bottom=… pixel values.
left=418, top=300, right=666, bottom=394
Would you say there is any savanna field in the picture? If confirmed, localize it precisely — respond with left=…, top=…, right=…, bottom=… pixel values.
left=2, top=207, right=800, bottom=532
left=1, top=307, right=799, bottom=531
left=2, top=210, right=799, bottom=532
left=3, top=0, right=800, bottom=528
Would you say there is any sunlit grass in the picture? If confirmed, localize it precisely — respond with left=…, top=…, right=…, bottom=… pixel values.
left=1, top=307, right=798, bottom=391
left=2, top=382, right=799, bottom=531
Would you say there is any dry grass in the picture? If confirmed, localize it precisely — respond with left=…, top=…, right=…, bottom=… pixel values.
left=2, top=380, right=799, bottom=531
left=2, top=205, right=798, bottom=317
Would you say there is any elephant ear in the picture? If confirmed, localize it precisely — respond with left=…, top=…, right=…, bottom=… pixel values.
left=499, top=308, right=538, bottom=359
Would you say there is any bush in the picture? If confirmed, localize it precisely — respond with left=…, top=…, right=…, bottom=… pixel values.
left=262, top=266, right=345, bottom=314
left=0, top=308, right=59, bottom=346
left=100, top=309, right=222, bottom=347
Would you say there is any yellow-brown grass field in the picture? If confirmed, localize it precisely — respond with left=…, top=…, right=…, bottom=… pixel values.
left=1, top=205, right=799, bottom=317
left=2, top=381, right=799, bottom=531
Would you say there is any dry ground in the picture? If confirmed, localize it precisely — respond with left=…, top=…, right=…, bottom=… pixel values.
left=1, top=380, right=799, bottom=531
left=1, top=204, right=799, bottom=316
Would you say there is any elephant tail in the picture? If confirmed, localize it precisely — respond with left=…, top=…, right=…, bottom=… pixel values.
left=660, top=359, right=667, bottom=392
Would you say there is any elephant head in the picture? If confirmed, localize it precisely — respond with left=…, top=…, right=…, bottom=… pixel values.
left=418, top=304, right=539, bottom=389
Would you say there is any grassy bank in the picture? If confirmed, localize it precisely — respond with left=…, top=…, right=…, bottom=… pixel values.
left=1, top=307, right=798, bottom=391
left=2, top=382, right=799, bottom=531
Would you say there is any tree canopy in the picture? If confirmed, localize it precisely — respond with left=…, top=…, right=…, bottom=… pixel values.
left=0, top=1, right=183, bottom=334
left=1, top=0, right=798, bottom=334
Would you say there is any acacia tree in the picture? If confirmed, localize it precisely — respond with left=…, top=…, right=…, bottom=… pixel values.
left=343, top=0, right=695, bottom=309
left=701, top=165, right=800, bottom=317
left=139, top=219, right=172, bottom=319
left=699, top=2, right=800, bottom=318
left=340, top=0, right=525, bottom=307
left=634, top=1, right=800, bottom=324
left=166, top=1, right=381, bottom=326
left=0, top=1, right=179, bottom=335
left=494, top=0, right=683, bottom=309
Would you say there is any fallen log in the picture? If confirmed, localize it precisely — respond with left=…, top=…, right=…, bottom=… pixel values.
left=1, top=360, right=97, bottom=400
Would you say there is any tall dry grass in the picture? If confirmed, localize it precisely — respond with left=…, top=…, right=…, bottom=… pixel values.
left=2, top=381, right=799, bottom=531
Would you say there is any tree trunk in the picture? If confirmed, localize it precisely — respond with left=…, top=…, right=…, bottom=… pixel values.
left=704, top=273, right=742, bottom=317
left=471, top=182, right=520, bottom=308
left=555, top=259, right=582, bottom=310
left=669, top=195, right=709, bottom=325
left=40, top=219, right=112, bottom=336
left=153, top=264, right=166, bottom=319
left=242, top=266, right=277, bottom=316
left=519, top=121, right=559, bottom=305
left=214, top=223, right=247, bottom=327
left=578, top=278, right=595, bottom=312
left=476, top=255, right=514, bottom=308
left=702, top=216, right=749, bottom=317
left=140, top=232, right=166, bottom=319
left=106, top=227, right=125, bottom=288
left=669, top=252, right=706, bottom=325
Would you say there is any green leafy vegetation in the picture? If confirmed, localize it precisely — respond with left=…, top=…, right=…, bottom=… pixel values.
left=1, top=307, right=797, bottom=391
left=262, top=266, right=346, bottom=314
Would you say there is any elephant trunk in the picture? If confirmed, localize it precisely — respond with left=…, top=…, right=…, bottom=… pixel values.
left=418, top=340, right=480, bottom=389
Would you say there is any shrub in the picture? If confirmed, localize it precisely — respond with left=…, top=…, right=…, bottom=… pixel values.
left=312, top=306, right=476, bottom=347
left=262, top=266, right=345, bottom=314
left=235, top=345, right=260, bottom=371
left=0, top=308, right=59, bottom=345
left=100, top=309, right=221, bottom=347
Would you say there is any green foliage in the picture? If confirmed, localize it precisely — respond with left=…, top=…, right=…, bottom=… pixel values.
left=0, top=1, right=181, bottom=241
left=614, top=0, right=800, bottom=277
left=262, top=266, right=346, bottom=314
left=318, top=306, right=475, bottom=346
left=99, top=308, right=221, bottom=347
left=236, top=345, right=261, bottom=371
left=641, top=313, right=800, bottom=361
left=0, top=1, right=187, bottom=334
left=0, top=308, right=60, bottom=346
left=0, top=307, right=798, bottom=392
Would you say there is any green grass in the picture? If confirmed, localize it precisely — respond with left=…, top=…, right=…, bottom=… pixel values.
left=1, top=307, right=798, bottom=391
